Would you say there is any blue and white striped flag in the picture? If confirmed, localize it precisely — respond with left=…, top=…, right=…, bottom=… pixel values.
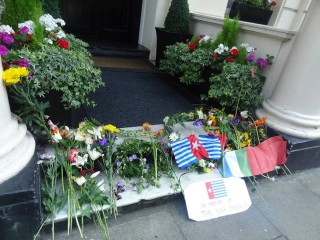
left=198, top=135, right=222, bottom=160
left=171, top=138, right=199, bottom=168
left=171, top=134, right=222, bottom=169
left=205, top=179, right=228, bottom=199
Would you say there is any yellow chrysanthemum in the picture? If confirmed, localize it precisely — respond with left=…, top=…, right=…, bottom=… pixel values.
left=2, top=67, right=29, bottom=85
left=102, top=124, right=120, bottom=133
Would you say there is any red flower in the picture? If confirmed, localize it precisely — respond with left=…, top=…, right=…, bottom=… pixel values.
left=196, top=38, right=201, bottom=44
left=230, top=48, right=238, bottom=56
left=212, top=53, right=218, bottom=60
left=226, top=56, right=235, bottom=63
left=188, top=43, right=196, bottom=51
left=57, top=39, right=69, bottom=49
left=271, top=1, right=276, bottom=6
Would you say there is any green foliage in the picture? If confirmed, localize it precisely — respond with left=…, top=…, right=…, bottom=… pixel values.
left=164, top=0, right=190, bottom=34
left=12, top=42, right=103, bottom=109
left=1, top=0, right=44, bottom=43
left=206, top=63, right=264, bottom=114
left=213, top=18, right=240, bottom=49
left=42, top=0, right=60, bottom=18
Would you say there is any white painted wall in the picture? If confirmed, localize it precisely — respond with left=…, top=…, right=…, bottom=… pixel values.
left=189, top=0, right=228, bottom=18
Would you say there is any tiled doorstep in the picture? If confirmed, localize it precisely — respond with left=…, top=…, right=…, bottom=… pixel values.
left=41, top=122, right=224, bottom=222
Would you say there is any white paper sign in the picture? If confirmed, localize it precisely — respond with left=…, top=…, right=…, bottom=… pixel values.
left=184, top=177, right=252, bottom=221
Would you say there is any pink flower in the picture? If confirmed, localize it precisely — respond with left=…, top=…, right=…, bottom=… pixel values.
left=0, top=45, right=8, bottom=57
left=68, top=148, right=79, bottom=163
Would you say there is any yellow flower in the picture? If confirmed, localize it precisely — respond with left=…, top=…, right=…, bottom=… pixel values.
left=2, top=67, right=29, bottom=85
left=205, top=168, right=211, bottom=174
left=102, top=124, right=120, bottom=134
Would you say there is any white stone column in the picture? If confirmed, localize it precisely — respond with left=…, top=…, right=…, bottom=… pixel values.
left=0, top=58, right=35, bottom=184
left=256, top=0, right=320, bottom=139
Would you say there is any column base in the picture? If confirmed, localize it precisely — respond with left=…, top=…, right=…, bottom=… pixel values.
left=256, top=99, right=320, bottom=139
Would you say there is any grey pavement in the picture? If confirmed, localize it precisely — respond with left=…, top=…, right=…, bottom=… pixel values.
left=41, top=167, right=320, bottom=240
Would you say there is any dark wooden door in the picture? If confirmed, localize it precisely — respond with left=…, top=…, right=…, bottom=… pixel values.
left=60, top=0, right=142, bottom=43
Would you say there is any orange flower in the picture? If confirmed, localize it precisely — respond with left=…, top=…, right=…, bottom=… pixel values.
left=214, top=130, right=220, bottom=136
left=253, top=117, right=267, bottom=127
left=154, top=129, right=165, bottom=138
left=60, top=130, right=69, bottom=137
left=142, top=122, right=152, bottom=132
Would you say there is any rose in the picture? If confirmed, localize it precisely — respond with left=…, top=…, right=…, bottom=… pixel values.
left=56, top=39, right=69, bottom=49
left=188, top=43, right=196, bottom=51
left=226, top=56, right=235, bottom=63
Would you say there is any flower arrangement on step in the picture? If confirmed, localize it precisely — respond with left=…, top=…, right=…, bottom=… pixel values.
left=162, top=106, right=289, bottom=179
left=160, top=18, right=274, bottom=114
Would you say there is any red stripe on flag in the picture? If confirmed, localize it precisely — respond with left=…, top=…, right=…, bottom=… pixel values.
left=205, top=182, right=214, bottom=199
left=187, top=134, right=209, bottom=160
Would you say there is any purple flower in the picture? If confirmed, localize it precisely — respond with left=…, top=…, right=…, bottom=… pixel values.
left=228, top=117, right=240, bottom=126
left=142, top=158, right=147, bottom=163
left=193, top=119, right=203, bottom=126
left=20, top=26, right=30, bottom=34
left=117, top=180, right=123, bottom=187
left=256, top=58, right=269, bottom=69
left=132, top=154, right=137, bottom=160
left=99, top=137, right=108, bottom=147
left=115, top=170, right=120, bottom=175
left=0, top=45, right=8, bottom=57
left=132, top=186, right=137, bottom=191
left=13, top=58, right=30, bottom=67
left=116, top=161, right=121, bottom=167
left=246, top=53, right=255, bottom=62
left=143, top=169, right=148, bottom=174
left=127, top=156, right=133, bottom=162
left=0, top=33, right=14, bottom=44
left=199, top=34, right=206, bottom=38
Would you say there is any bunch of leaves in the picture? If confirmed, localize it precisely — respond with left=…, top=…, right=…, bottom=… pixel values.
left=212, top=17, right=240, bottom=50
left=164, top=0, right=190, bottom=34
left=204, top=63, right=264, bottom=114
left=1, top=0, right=45, bottom=43
left=12, top=43, right=103, bottom=109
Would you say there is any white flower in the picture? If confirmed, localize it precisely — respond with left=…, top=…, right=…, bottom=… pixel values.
left=18, top=20, right=35, bottom=34
left=207, top=120, right=212, bottom=126
left=0, top=25, right=14, bottom=34
left=240, top=43, right=255, bottom=53
left=87, top=145, right=102, bottom=160
left=214, top=43, right=229, bottom=54
left=198, top=159, right=206, bottom=168
left=74, top=176, right=86, bottom=186
left=97, top=180, right=106, bottom=192
left=56, top=30, right=66, bottom=39
left=85, top=134, right=94, bottom=145
left=87, top=127, right=102, bottom=140
left=74, top=131, right=85, bottom=141
left=199, top=35, right=211, bottom=43
left=196, top=110, right=204, bottom=119
left=39, top=14, right=58, bottom=31
left=72, top=154, right=88, bottom=167
left=55, top=18, right=66, bottom=26
left=169, top=132, right=180, bottom=141
left=163, top=116, right=169, bottom=125
left=240, top=110, right=249, bottom=119
left=90, top=171, right=100, bottom=178
left=208, top=162, right=215, bottom=168
left=44, top=38, right=53, bottom=44
left=52, top=132, right=62, bottom=142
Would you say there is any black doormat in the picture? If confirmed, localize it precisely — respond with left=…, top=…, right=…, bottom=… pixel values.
left=83, top=69, right=198, bottom=128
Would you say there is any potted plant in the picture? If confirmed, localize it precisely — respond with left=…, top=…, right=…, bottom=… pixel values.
left=229, top=0, right=277, bottom=25
left=155, top=0, right=192, bottom=67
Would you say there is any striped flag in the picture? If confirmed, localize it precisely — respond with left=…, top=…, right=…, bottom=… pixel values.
left=171, top=134, right=208, bottom=168
left=205, top=179, right=228, bottom=199
left=198, top=135, right=222, bottom=160
left=220, top=136, right=287, bottom=177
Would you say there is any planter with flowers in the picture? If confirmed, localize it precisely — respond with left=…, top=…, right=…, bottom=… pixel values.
left=155, top=0, right=192, bottom=67
left=160, top=18, right=274, bottom=115
left=1, top=13, right=103, bottom=131
left=229, top=0, right=277, bottom=25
